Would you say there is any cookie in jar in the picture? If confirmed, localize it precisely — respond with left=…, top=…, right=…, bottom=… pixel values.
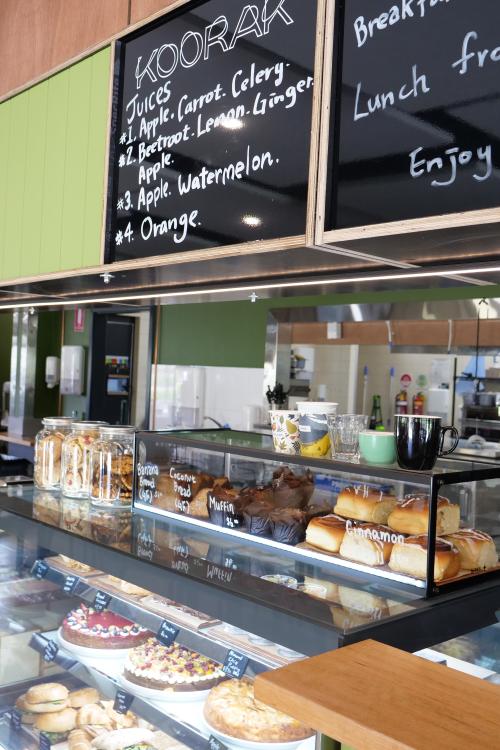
left=90, top=426, right=135, bottom=508
left=34, top=417, right=73, bottom=490
left=61, top=422, right=107, bottom=498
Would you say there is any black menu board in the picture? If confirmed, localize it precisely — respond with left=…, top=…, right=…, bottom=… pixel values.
left=328, top=0, right=500, bottom=230
left=106, top=0, right=318, bottom=262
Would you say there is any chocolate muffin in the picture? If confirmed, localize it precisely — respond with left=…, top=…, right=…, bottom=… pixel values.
left=207, top=487, right=248, bottom=530
left=272, top=467, right=315, bottom=509
left=270, top=508, right=308, bottom=545
left=243, top=499, right=275, bottom=537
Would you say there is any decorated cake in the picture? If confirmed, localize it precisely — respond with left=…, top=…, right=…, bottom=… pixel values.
left=204, top=677, right=314, bottom=742
left=62, top=605, right=151, bottom=649
left=123, top=638, right=226, bottom=692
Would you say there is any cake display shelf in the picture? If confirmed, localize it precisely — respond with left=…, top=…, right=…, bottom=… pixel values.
left=31, top=559, right=273, bottom=675
left=28, top=631, right=210, bottom=750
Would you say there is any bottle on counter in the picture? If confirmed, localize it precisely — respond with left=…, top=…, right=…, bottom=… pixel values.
left=61, top=421, right=107, bottom=498
left=369, top=395, right=384, bottom=430
left=395, top=390, right=408, bottom=416
left=90, top=425, right=136, bottom=509
left=412, top=392, right=425, bottom=415
left=34, top=417, right=73, bottom=490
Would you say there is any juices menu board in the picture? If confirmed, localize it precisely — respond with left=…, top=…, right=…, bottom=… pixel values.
left=327, top=0, right=500, bottom=230
left=106, top=0, right=318, bottom=262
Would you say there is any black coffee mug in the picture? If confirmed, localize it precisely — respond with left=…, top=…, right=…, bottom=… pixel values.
left=395, top=415, right=459, bottom=471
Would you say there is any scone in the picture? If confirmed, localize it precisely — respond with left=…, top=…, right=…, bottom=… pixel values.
left=387, top=494, right=460, bottom=536
left=389, top=535, right=460, bottom=581
left=444, top=529, right=498, bottom=571
left=306, top=514, right=346, bottom=553
left=334, top=486, right=397, bottom=524
left=339, top=523, right=394, bottom=566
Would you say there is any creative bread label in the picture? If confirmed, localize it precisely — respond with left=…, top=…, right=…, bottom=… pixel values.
left=208, top=735, right=228, bottom=750
left=93, top=591, right=112, bottom=613
left=33, top=560, right=49, bottom=580
left=157, top=620, right=179, bottom=647
left=113, top=690, right=134, bottom=715
left=345, top=520, right=405, bottom=545
left=136, top=462, right=160, bottom=504
left=328, top=0, right=500, bottom=229
left=106, top=0, right=318, bottom=262
left=43, top=640, right=59, bottom=663
left=222, top=649, right=249, bottom=678
left=63, top=575, right=80, bottom=595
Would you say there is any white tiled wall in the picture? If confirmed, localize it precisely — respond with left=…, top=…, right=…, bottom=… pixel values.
left=309, top=345, right=357, bottom=412
left=152, top=364, right=265, bottom=430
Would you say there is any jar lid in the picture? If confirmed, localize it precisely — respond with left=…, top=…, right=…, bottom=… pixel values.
left=42, top=417, right=73, bottom=427
left=70, top=421, right=108, bottom=430
left=98, top=425, right=136, bottom=436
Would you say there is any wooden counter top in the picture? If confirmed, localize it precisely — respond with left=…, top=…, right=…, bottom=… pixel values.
left=254, top=640, right=500, bottom=750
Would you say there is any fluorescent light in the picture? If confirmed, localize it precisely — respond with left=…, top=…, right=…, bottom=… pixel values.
left=222, top=117, right=244, bottom=131
left=242, top=215, right=262, bottom=227
left=1, top=264, right=500, bottom=311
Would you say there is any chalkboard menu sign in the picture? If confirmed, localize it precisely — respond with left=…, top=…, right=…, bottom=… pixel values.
left=106, top=0, right=318, bottom=263
left=328, top=0, right=500, bottom=230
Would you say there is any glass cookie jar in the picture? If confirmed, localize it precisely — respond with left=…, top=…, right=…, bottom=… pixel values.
left=61, top=422, right=107, bottom=498
left=34, top=417, right=73, bottom=490
left=90, top=426, right=136, bottom=508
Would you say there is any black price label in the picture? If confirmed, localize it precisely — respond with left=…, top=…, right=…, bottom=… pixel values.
left=113, top=690, right=134, bottom=714
left=43, top=640, right=59, bottom=663
left=40, top=732, right=52, bottom=750
left=222, top=650, right=249, bottom=678
left=10, top=709, right=22, bottom=732
left=63, top=575, right=79, bottom=594
left=208, top=736, right=228, bottom=750
left=32, top=560, right=48, bottom=580
left=157, top=620, right=179, bottom=647
left=93, top=591, right=112, bottom=612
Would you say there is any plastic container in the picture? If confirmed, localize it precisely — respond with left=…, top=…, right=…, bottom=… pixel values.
left=61, top=422, right=107, bottom=498
left=34, top=417, right=73, bottom=490
left=90, top=426, right=136, bottom=508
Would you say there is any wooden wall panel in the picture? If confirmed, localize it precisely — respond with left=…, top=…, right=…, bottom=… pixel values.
left=0, top=0, right=128, bottom=98
left=0, top=49, right=110, bottom=281
left=130, top=0, right=179, bottom=24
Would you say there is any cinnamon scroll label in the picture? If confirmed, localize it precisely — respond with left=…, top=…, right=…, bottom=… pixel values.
left=346, top=520, right=405, bottom=545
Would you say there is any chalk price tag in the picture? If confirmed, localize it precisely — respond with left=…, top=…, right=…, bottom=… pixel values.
left=40, top=733, right=52, bottom=750
left=43, top=640, right=59, bottom=663
left=63, top=575, right=79, bottom=594
left=10, top=709, right=22, bottom=732
left=208, top=736, right=228, bottom=750
left=32, top=560, right=48, bottom=580
left=93, top=591, right=112, bottom=612
left=157, top=620, right=179, bottom=647
left=113, top=690, right=134, bottom=714
left=222, top=650, right=249, bottom=678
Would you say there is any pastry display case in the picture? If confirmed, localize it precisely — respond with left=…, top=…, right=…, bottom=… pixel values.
left=0, top=427, right=499, bottom=750
left=133, top=430, right=500, bottom=597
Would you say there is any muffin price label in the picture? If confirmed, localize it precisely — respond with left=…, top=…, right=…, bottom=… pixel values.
left=157, top=620, right=179, bottom=647
left=63, top=575, right=80, bottom=594
left=223, top=649, right=249, bottom=678
left=114, top=690, right=134, bottom=714
left=208, top=736, right=228, bottom=750
left=94, top=591, right=112, bottom=612
left=40, top=733, right=52, bottom=750
left=10, top=709, right=21, bottom=732
left=43, top=640, right=59, bottom=662
left=32, top=560, right=48, bottom=579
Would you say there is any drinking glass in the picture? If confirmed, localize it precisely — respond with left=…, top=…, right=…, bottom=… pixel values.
left=327, top=414, right=368, bottom=462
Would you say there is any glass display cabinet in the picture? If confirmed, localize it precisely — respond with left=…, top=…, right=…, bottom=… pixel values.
left=0, top=428, right=498, bottom=750
left=134, top=430, right=500, bottom=597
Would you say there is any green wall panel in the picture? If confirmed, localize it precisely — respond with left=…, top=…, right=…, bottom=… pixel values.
left=159, top=285, right=500, bottom=369
left=0, top=48, right=110, bottom=282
